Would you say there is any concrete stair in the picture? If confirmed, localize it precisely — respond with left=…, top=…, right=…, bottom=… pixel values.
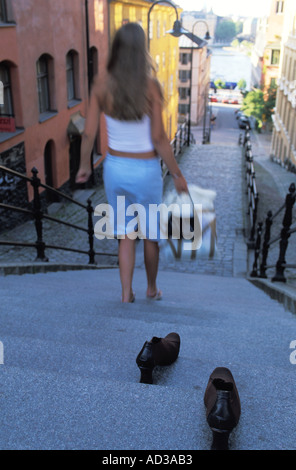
left=0, top=267, right=295, bottom=450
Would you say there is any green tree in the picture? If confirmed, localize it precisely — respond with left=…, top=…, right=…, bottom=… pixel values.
left=241, top=89, right=265, bottom=131
left=237, top=79, right=247, bottom=91
left=215, top=20, right=237, bottom=42
left=264, top=85, right=277, bottom=123
left=214, top=78, right=226, bottom=89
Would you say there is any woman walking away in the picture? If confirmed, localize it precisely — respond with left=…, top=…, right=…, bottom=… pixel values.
left=76, top=22, right=188, bottom=302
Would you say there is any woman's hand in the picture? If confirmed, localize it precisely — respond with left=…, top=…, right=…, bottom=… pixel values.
left=75, top=166, right=91, bottom=184
left=173, top=174, right=188, bottom=194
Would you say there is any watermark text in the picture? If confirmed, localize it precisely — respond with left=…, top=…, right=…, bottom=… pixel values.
left=0, top=80, right=3, bottom=106
left=290, top=340, right=296, bottom=364
left=0, top=341, right=3, bottom=365
left=94, top=197, right=202, bottom=250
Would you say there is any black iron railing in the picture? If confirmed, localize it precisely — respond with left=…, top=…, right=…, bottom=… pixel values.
left=0, top=165, right=117, bottom=264
left=161, top=120, right=190, bottom=178
left=250, top=182, right=296, bottom=282
left=240, top=127, right=259, bottom=247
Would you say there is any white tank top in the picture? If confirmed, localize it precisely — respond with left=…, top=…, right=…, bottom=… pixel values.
left=105, top=114, right=155, bottom=153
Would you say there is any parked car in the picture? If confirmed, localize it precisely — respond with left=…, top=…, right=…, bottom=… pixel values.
left=222, top=97, right=229, bottom=103
left=210, top=96, right=218, bottom=102
left=230, top=98, right=239, bottom=104
left=238, top=115, right=250, bottom=129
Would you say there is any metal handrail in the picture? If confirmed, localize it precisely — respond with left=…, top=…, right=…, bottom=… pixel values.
left=241, top=128, right=259, bottom=246
left=250, top=182, right=296, bottom=282
left=0, top=165, right=115, bottom=264
left=0, top=165, right=88, bottom=210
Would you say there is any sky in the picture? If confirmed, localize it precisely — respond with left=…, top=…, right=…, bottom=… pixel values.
left=176, top=0, right=272, bottom=18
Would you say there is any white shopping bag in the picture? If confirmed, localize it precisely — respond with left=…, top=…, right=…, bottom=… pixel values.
left=159, top=183, right=218, bottom=261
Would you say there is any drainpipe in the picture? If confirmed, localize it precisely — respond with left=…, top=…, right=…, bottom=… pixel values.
left=85, top=0, right=91, bottom=94
left=85, top=0, right=95, bottom=184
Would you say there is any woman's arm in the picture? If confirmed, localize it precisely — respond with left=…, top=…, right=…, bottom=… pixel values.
left=149, top=79, right=188, bottom=194
left=76, top=76, right=101, bottom=183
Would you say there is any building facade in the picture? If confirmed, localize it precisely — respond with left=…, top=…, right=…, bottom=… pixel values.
left=178, top=35, right=211, bottom=126
left=0, top=0, right=109, bottom=204
left=251, top=0, right=285, bottom=91
left=271, top=1, right=296, bottom=168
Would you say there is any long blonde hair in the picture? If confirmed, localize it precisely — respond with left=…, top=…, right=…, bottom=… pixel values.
left=106, top=23, right=153, bottom=120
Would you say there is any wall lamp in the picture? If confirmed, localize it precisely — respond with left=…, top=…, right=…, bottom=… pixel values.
left=147, top=0, right=188, bottom=49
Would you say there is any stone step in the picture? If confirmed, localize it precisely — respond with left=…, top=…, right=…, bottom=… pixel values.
left=1, top=268, right=296, bottom=450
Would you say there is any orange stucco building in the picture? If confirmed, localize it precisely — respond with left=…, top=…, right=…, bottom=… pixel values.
left=0, top=0, right=108, bottom=202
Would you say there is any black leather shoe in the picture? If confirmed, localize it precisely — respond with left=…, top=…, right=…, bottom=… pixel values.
left=136, top=332, right=180, bottom=384
left=204, top=367, right=241, bottom=450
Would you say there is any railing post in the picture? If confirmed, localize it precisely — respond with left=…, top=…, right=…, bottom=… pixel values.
left=259, top=210, right=273, bottom=278
left=187, top=118, right=191, bottom=146
left=87, top=199, right=95, bottom=265
left=250, top=193, right=259, bottom=244
left=250, top=222, right=263, bottom=277
left=31, top=167, right=48, bottom=262
left=173, top=132, right=177, bottom=157
left=272, top=183, right=296, bottom=282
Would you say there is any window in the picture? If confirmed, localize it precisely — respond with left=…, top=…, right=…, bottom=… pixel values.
left=149, top=20, right=153, bottom=40
left=66, top=52, right=75, bottom=101
left=179, top=70, right=191, bottom=82
left=169, top=74, right=173, bottom=96
left=37, top=56, right=50, bottom=113
left=276, top=1, right=284, bottom=13
left=36, top=55, right=54, bottom=114
left=0, top=0, right=7, bottom=22
left=179, top=87, right=189, bottom=100
left=180, top=53, right=191, bottom=65
left=270, top=77, right=277, bottom=88
left=66, top=51, right=80, bottom=102
left=271, top=49, right=280, bottom=65
left=0, top=62, right=13, bottom=116
left=178, top=104, right=189, bottom=114
left=155, top=55, right=160, bottom=72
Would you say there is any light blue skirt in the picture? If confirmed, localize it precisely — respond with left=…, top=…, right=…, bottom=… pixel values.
left=103, top=154, right=163, bottom=240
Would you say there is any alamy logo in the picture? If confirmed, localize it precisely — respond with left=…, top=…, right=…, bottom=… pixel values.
left=290, top=340, right=296, bottom=365
left=0, top=80, right=4, bottom=106
left=0, top=341, right=3, bottom=365
left=94, top=196, right=203, bottom=251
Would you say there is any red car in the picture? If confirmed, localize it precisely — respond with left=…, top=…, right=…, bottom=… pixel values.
left=222, top=97, right=229, bottom=103
left=210, top=96, right=218, bottom=102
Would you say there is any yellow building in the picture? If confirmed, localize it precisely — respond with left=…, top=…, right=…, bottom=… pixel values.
left=108, top=0, right=182, bottom=141
left=271, top=0, right=296, bottom=168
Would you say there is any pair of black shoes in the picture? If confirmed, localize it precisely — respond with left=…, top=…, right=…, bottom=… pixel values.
left=136, top=333, right=241, bottom=450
